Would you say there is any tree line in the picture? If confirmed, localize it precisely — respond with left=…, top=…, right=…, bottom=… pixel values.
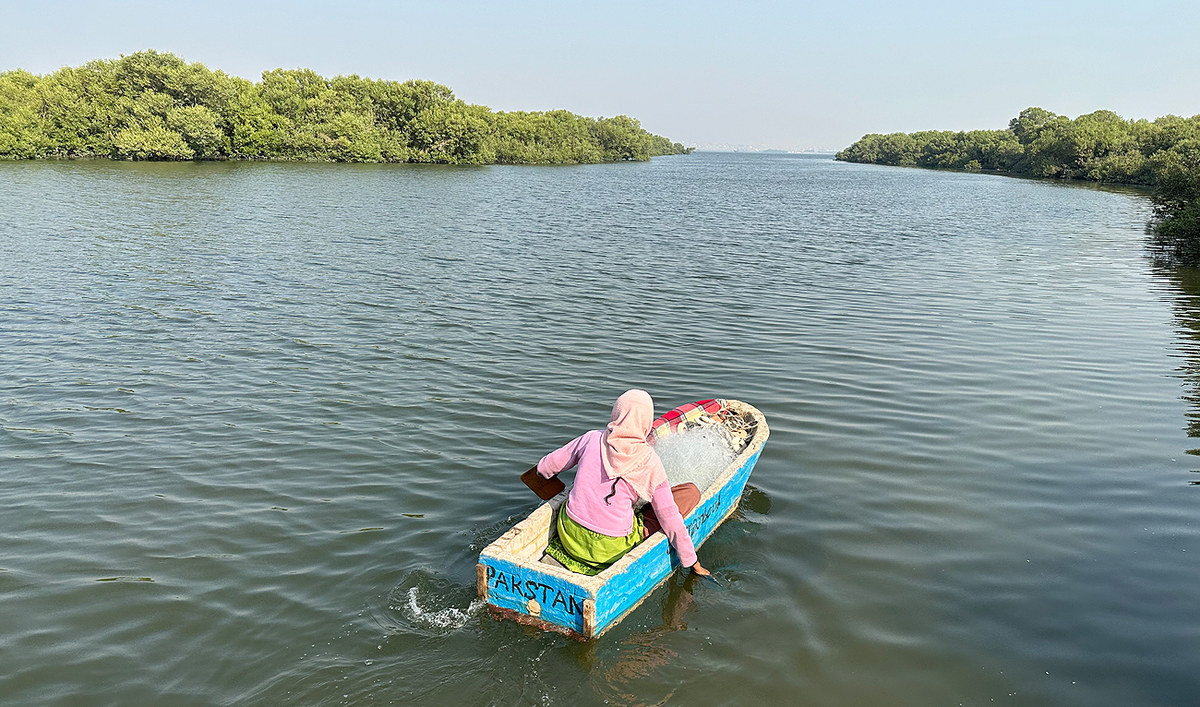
left=0, top=50, right=691, bottom=165
left=836, top=107, right=1200, bottom=263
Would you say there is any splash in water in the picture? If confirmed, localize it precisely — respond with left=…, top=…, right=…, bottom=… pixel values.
left=402, top=587, right=485, bottom=631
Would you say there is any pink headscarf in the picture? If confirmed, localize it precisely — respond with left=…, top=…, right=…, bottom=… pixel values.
left=601, top=389, right=668, bottom=502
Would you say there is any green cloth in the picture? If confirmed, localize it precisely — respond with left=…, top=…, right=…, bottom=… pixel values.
left=545, top=505, right=644, bottom=576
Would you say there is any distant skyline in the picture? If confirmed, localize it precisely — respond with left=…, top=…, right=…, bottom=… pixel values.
left=3, top=1, right=1198, bottom=152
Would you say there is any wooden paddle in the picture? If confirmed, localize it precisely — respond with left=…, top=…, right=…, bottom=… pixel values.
left=520, top=465, right=565, bottom=500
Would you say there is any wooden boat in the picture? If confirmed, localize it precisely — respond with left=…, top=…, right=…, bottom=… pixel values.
left=477, top=399, right=769, bottom=639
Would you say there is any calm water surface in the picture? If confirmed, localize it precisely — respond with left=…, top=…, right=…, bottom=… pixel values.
left=1, top=154, right=1197, bottom=706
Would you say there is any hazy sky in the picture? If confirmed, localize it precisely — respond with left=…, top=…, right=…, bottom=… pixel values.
left=4, top=0, right=1198, bottom=151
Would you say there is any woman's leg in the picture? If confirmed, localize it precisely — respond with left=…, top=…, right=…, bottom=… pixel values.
left=642, top=483, right=701, bottom=536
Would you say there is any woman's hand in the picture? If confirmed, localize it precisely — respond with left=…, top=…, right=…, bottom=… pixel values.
left=690, top=561, right=711, bottom=576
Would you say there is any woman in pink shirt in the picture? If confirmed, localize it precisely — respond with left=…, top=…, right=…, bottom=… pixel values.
left=536, top=389, right=711, bottom=576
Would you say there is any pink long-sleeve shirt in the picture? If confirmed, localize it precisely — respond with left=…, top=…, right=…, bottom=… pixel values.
left=537, top=430, right=698, bottom=567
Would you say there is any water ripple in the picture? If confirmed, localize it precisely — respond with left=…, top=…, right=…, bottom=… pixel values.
left=1, top=155, right=1197, bottom=706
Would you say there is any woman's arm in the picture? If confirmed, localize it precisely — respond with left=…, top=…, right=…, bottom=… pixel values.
left=536, top=432, right=590, bottom=478
left=522, top=433, right=592, bottom=501
left=648, top=483, right=698, bottom=568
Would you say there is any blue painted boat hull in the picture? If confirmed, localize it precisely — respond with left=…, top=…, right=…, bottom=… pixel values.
left=477, top=400, right=768, bottom=639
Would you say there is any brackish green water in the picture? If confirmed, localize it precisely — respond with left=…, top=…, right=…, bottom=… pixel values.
left=1, top=154, right=1197, bottom=706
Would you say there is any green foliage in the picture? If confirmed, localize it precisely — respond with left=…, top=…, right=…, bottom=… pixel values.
left=837, top=106, right=1200, bottom=187
left=1008, top=107, right=1062, bottom=144
left=592, top=116, right=653, bottom=161
left=1149, top=140, right=1200, bottom=262
left=0, top=50, right=691, bottom=165
left=36, top=61, right=124, bottom=156
left=167, top=105, right=226, bottom=158
left=0, top=70, right=52, bottom=158
left=647, top=133, right=691, bottom=157
left=489, top=110, right=604, bottom=164
left=835, top=128, right=1021, bottom=172
left=113, top=120, right=194, bottom=159
left=838, top=107, right=1200, bottom=264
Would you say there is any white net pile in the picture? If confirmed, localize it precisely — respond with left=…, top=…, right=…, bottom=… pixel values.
left=654, top=423, right=740, bottom=494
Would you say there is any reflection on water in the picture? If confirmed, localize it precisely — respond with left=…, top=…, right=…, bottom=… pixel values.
left=573, top=486, right=771, bottom=705
left=1151, top=264, right=1200, bottom=483
left=578, top=573, right=702, bottom=707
